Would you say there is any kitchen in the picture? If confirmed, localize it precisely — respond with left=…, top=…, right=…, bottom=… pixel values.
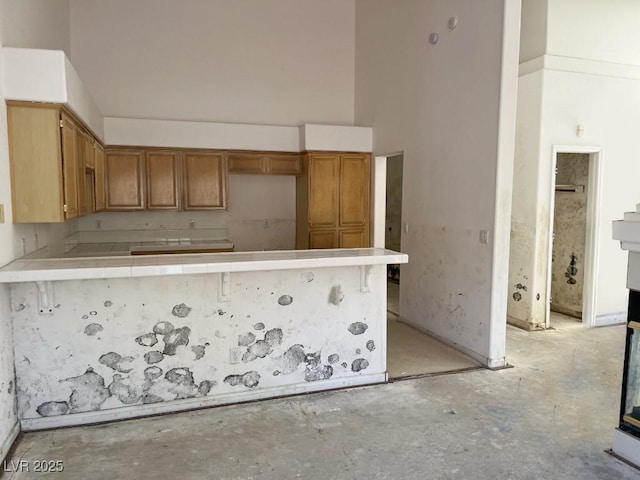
left=0, top=47, right=407, bottom=430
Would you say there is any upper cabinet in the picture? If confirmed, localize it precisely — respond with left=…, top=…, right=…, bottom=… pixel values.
left=94, top=143, right=106, bottom=212
left=183, top=152, right=227, bottom=210
left=228, top=151, right=301, bottom=175
left=7, top=104, right=97, bottom=223
left=105, top=150, right=145, bottom=210
left=296, top=152, right=371, bottom=249
left=103, top=148, right=228, bottom=212
left=145, top=151, right=181, bottom=210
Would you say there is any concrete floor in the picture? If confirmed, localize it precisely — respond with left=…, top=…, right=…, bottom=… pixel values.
left=5, top=319, right=639, bottom=479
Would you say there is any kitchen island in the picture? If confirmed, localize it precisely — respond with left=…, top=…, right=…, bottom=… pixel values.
left=0, top=248, right=407, bottom=430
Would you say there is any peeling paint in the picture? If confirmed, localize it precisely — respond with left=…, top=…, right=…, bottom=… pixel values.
left=366, top=340, right=376, bottom=352
left=144, top=366, right=163, bottom=380
left=191, top=344, right=207, bottom=360
left=162, top=326, right=191, bottom=355
left=304, top=353, right=333, bottom=382
left=135, top=333, right=158, bottom=347
left=198, top=380, right=215, bottom=395
left=171, top=303, right=192, bottom=318
left=36, top=401, right=69, bottom=417
left=253, top=323, right=265, bottom=331
left=243, top=328, right=283, bottom=362
left=279, top=345, right=306, bottom=374
left=352, top=358, right=369, bottom=372
left=109, top=374, right=141, bottom=404
left=165, top=368, right=197, bottom=399
left=103, top=300, right=113, bottom=307
left=328, top=354, right=339, bottom=364
left=302, top=272, right=314, bottom=283
left=348, top=322, right=368, bottom=335
left=144, top=351, right=164, bottom=364
left=99, top=352, right=134, bottom=373
left=153, top=321, right=175, bottom=335
left=238, top=332, right=256, bottom=347
left=62, top=368, right=110, bottom=413
left=513, top=292, right=522, bottom=302
left=84, top=323, right=103, bottom=336
left=224, top=371, right=260, bottom=389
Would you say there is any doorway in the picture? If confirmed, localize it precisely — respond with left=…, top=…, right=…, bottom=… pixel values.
left=385, top=153, right=403, bottom=316
left=546, top=147, right=602, bottom=328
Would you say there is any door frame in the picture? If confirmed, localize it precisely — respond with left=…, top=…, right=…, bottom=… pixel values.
left=372, top=152, right=404, bottom=249
left=546, top=145, right=603, bottom=328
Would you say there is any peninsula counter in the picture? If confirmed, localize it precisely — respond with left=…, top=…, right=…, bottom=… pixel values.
left=0, top=248, right=407, bottom=430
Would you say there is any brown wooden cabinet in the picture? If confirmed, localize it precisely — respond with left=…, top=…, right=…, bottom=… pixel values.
left=228, top=151, right=301, bottom=175
left=182, top=152, right=227, bottom=210
left=145, top=151, right=180, bottom=210
left=105, top=150, right=145, bottom=210
left=103, top=148, right=228, bottom=212
left=7, top=104, right=81, bottom=223
left=296, top=152, right=370, bottom=249
left=94, top=143, right=106, bottom=212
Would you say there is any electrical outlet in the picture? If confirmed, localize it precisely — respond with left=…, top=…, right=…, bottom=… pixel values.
left=479, top=230, right=490, bottom=244
left=0, top=204, right=4, bottom=224
left=229, top=347, right=242, bottom=364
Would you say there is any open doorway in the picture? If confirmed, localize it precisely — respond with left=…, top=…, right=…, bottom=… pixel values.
left=546, top=147, right=602, bottom=328
left=372, top=152, right=481, bottom=379
left=385, top=153, right=403, bottom=316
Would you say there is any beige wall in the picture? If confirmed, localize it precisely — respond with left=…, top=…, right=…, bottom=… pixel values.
left=0, top=0, right=70, bottom=54
left=69, top=0, right=356, bottom=126
left=355, top=0, right=520, bottom=366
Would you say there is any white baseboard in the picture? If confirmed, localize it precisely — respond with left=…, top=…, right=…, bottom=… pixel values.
left=0, top=421, right=20, bottom=461
left=395, top=316, right=500, bottom=368
left=595, top=312, right=627, bottom=327
left=613, top=428, right=640, bottom=468
left=20, top=373, right=386, bottom=431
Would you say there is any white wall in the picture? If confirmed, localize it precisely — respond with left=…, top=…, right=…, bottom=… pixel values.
left=76, top=175, right=296, bottom=252
left=541, top=69, right=640, bottom=319
left=509, top=1, right=640, bottom=328
left=547, top=0, right=640, bottom=66
left=355, top=0, right=520, bottom=366
left=69, top=0, right=356, bottom=126
left=519, top=0, right=547, bottom=62
left=0, top=0, right=70, bottom=55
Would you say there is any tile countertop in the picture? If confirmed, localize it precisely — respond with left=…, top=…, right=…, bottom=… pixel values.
left=0, top=248, right=409, bottom=283
left=24, top=240, right=236, bottom=259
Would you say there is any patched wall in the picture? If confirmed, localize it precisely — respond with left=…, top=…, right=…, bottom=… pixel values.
left=10, top=267, right=385, bottom=426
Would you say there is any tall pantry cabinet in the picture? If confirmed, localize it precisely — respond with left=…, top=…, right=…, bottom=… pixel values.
left=296, top=152, right=371, bottom=249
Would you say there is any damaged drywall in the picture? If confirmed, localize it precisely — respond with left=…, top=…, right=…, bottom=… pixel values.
left=10, top=266, right=386, bottom=425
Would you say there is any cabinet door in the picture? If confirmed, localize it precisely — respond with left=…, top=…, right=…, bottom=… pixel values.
left=75, top=130, right=89, bottom=216
left=308, top=154, right=339, bottom=228
left=146, top=151, right=180, bottom=210
left=183, top=152, right=227, bottom=210
left=267, top=154, right=301, bottom=175
left=60, top=113, right=80, bottom=220
left=309, top=230, right=337, bottom=249
left=339, top=154, right=370, bottom=227
left=105, top=150, right=145, bottom=210
left=227, top=152, right=266, bottom=174
left=339, top=228, right=368, bottom=248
